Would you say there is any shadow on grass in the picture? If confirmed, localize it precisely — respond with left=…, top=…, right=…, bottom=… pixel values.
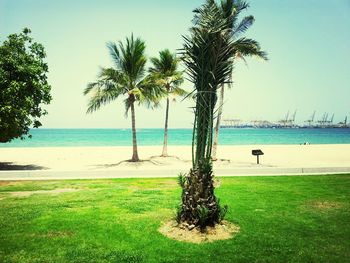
left=0, top=162, right=48, bottom=170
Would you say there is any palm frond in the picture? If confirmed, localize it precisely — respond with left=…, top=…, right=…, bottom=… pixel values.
left=84, top=68, right=127, bottom=114
left=98, top=67, right=129, bottom=87
left=149, top=57, right=162, bottom=73
left=107, top=42, right=121, bottom=70
left=118, top=34, right=147, bottom=84
left=149, top=49, right=185, bottom=98
left=232, top=15, right=255, bottom=37
left=83, top=82, right=98, bottom=95
left=85, top=35, right=151, bottom=118
left=171, top=86, right=188, bottom=97
left=233, top=37, right=268, bottom=60
left=229, top=0, right=250, bottom=29
left=86, top=81, right=120, bottom=114
left=137, top=78, right=166, bottom=109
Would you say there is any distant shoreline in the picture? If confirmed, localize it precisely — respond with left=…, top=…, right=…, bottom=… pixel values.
left=1, top=128, right=350, bottom=148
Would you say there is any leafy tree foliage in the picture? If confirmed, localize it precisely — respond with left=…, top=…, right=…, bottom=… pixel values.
left=0, top=28, right=52, bottom=142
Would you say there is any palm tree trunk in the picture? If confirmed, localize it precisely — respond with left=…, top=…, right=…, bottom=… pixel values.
left=212, top=85, right=224, bottom=160
left=179, top=86, right=220, bottom=229
left=130, top=101, right=139, bottom=162
left=161, top=96, right=170, bottom=157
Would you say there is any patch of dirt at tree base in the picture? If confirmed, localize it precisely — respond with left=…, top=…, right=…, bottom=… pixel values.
left=159, top=220, right=240, bottom=244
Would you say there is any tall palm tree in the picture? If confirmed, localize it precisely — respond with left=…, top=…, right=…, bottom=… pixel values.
left=177, top=0, right=237, bottom=229
left=84, top=35, right=161, bottom=162
left=212, top=0, right=268, bottom=160
left=149, top=49, right=185, bottom=157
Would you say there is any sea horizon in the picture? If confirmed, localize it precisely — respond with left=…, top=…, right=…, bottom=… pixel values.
left=1, top=128, right=349, bottom=148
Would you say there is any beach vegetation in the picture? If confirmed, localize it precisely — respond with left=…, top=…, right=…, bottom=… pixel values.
left=211, top=0, right=268, bottom=160
left=149, top=49, right=185, bottom=157
left=84, top=35, right=162, bottom=162
left=0, top=175, right=349, bottom=262
left=0, top=28, right=52, bottom=143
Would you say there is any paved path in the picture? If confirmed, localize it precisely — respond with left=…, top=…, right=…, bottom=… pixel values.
left=0, top=166, right=349, bottom=181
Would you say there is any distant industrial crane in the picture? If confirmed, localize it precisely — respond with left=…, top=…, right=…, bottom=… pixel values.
left=278, top=110, right=289, bottom=127
left=289, top=110, right=297, bottom=126
left=338, top=116, right=348, bottom=128
left=279, top=110, right=297, bottom=127
left=285, top=111, right=290, bottom=123
left=304, top=111, right=316, bottom=127
left=326, top=113, right=335, bottom=126
left=317, top=112, right=329, bottom=127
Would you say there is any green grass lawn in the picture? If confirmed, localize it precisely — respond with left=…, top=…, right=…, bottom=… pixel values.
left=0, top=175, right=349, bottom=263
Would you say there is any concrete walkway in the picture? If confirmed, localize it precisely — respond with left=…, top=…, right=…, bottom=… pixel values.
left=0, top=166, right=349, bottom=181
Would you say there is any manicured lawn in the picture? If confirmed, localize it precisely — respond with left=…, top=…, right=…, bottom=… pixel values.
left=0, top=175, right=349, bottom=263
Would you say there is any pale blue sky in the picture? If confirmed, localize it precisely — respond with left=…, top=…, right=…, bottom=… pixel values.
left=1, top=0, right=349, bottom=128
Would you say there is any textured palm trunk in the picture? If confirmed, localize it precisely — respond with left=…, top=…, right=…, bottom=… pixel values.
left=130, top=100, right=139, bottom=162
left=195, top=92, right=212, bottom=164
left=161, top=96, right=170, bottom=157
left=178, top=86, right=223, bottom=229
left=179, top=161, right=219, bottom=229
left=212, top=85, right=224, bottom=160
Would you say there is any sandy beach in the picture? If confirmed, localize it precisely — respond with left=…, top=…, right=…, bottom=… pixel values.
left=0, top=144, right=349, bottom=180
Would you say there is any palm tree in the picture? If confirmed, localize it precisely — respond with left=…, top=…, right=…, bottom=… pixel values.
left=84, top=35, right=161, bottom=162
left=149, top=49, right=185, bottom=157
left=211, top=0, right=268, bottom=160
left=177, top=0, right=237, bottom=229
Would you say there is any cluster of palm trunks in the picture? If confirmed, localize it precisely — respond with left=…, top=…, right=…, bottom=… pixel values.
left=176, top=0, right=266, bottom=229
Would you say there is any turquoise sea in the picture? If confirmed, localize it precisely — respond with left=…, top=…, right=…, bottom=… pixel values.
left=1, top=128, right=350, bottom=148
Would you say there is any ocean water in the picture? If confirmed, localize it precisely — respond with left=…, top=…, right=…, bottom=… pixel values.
left=0, top=128, right=349, bottom=148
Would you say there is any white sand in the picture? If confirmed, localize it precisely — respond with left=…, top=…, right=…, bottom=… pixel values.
left=0, top=144, right=349, bottom=173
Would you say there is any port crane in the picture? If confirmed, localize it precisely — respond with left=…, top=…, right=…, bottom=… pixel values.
left=326, top=113, right=334, bottom=127
left=289, top=110, right=297, bottom=127
left=304, top=111, right=316, bottom=127
left=278, top=111, right=289, bottom=127
left=278, top=110, right=297, bottom=127
left=317, top=112, right=328, bottom=127
left=338, top=116, right=348, bottom=128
